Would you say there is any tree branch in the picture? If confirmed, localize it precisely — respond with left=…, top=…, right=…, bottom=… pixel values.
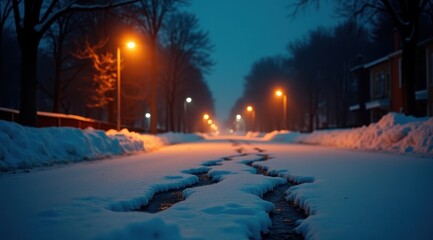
left=38, top=0, right=137, bottom=35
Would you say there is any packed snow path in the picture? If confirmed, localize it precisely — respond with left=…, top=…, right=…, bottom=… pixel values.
left=1, top=137, right=432, bottom=240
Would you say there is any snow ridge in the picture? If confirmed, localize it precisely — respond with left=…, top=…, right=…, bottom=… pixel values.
left=0, top=120, right=203, bottom=171
left=110, top=174, right=200, bottom=212
left=269, top=113, right=433, bottom=156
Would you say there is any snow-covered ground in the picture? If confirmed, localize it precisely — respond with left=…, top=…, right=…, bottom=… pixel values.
left=0, top=113, right=432, bottom=239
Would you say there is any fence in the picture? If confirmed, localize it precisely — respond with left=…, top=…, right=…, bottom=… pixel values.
left=0, top=107, right=117, bottom=131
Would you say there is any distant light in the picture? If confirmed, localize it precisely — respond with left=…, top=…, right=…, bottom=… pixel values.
left=145, top=113, right=151, bottom=118
left=246, top=106, right=253, bottom=112
left=207, top=119, right=213, bottom=125
left=236, top=114, right=241, bottom=120
left=203, top=114, right=210, bottom=120
left=229, top=129, right=234, bottom=134
left=275, top=90, right=283, bottom=97
left=186, top=97, right=192, bottom=103
left=127, top=41, right=136, bottom=49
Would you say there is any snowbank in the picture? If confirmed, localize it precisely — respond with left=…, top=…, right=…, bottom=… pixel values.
left=0, top=120, right=203, bottom=171
left=245, top=131, right=266, bottom=138
left=269, top=113, right=433, bottom=156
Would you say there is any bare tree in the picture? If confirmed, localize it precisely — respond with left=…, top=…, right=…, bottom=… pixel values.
left=160, top=12, right=213, bottom=131
left=292, top=0, right=433, bottom=116
left=73, top=38, right=119, bottom=123
left=0, top=0, right=13, bottom=86
left=11, top=0, right=136, bottom=126
left=0, top=0, right=13, bottom=43
left=44, top=12, right=81, bottom=113
left=126, top=0, right=188, bottom=133
left=233, top=56, right=291, bottom=132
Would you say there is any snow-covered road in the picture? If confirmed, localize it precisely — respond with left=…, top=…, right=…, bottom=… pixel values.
left=1, top=137, right=432, bottom=240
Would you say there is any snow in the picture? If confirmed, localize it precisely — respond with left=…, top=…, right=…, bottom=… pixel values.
left=252, top=143, right=433, bottom=240
left=0, top=120, right=203, bottom=171
left=0, top=112, right=432, bottom=240
left=267, top=112, right=433, bottom=156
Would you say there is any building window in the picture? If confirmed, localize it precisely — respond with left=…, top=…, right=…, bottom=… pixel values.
left=373, top=71, right=388, bottom=99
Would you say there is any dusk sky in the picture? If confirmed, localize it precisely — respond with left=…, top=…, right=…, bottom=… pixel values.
left=187, top=0, right=341, bottom=124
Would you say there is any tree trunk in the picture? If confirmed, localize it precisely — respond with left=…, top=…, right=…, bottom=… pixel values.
left=176, top=103, right=181, bottom=132
left=308, top=97, right=314, bottom=132
left=149, top=39, right=158, bottom=134
left=53, top=54, right=62, bottom=113
left=401, top=39, right=417, bottom=116
left=18, top=35, right=40, bottom=126
left=168, top=99, right=175, bottom=131
left=165, top=98, right=169, bottom=131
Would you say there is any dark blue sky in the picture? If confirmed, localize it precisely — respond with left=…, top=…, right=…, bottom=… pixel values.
left=188, top=0, right=339, bottom=124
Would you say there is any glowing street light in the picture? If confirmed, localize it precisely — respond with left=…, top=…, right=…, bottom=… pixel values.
left=117, top=40, right=136, bottom=130
left=207, top=119, right=213, bottom=125
left=126, top=41, right=136, bottom=49
left=275, top=89, right=287, bottom=130
left=184, top=97, right=192, bottom=132
left=236, top=114, right=242, bottom=121
left=201, top=114, right=210, bottom=132
left=246, top=105, right=255, bottom=131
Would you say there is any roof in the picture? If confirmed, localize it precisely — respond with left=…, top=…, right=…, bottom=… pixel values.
left=351, top=37, right=433, bottom=72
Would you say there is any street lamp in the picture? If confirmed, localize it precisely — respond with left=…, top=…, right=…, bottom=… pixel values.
left=235, top=114, right=243, bottom=133
left=275, top=89, right=287, bottom=130
left=246, top=105, right=255, bottom=131
left=202, top=114, right=210, bottom=132
left=145, top=113, right=151, bottom=132
left=184, top=97, right=192, bottom=132
left=116, top=41, right=136, bottom=130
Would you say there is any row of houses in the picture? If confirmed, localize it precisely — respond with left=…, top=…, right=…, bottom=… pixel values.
left=348, top=37, right=433, bottom=126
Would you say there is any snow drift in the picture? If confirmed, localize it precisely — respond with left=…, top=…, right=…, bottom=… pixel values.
left=0, top=120, right=203, bottom=171
left=269, top=112, right=433, bottom=156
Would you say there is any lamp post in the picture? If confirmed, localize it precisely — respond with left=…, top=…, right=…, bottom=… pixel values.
left=184, top=97, right=192, bottom=132
left=116, top=41, right=136, bottom=131
left=203, top=114, right=210, bottom=132
left=275, top=89, right=287, bottom=130
left=145, top=113, right=151, bottom=132
left=246, top=105, right=255, bottom=131
left=235, top=114, right=243, bottom=133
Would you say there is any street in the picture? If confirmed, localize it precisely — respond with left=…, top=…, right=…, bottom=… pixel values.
left=1, top=136, right=432, bottom=240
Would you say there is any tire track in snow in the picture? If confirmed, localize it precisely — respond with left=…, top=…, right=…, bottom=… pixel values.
left=138, top=172, right=217, bottom=213
left=231, top=140, right=306, bottom=240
